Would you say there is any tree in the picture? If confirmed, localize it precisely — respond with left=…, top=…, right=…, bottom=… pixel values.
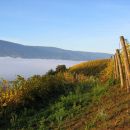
left=56, top=65, right=67, bottom=72
left=46, top=69, right=55, bottom=75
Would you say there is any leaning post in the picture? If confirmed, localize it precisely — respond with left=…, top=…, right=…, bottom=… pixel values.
left=120, top=36, right=130, bottom=92
left=116, top=49, right=124, bottom=88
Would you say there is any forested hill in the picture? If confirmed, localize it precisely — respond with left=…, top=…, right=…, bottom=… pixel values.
left=0, top=40, right=112, bottom=60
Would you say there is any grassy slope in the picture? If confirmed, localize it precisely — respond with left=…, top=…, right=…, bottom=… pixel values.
left=64, top=59, right=130, bottom=130
left=69, top=59, right=110, bottom=76
left=36, top=59, right=114, bottom=130
left=62, top=85, right=130, bottom=130
left=2, top=58, right=130, bottom=130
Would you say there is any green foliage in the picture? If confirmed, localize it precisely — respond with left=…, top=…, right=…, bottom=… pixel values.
left=10, top=113, right=18, bottom=127
left=37, top=79, right=108, bottom=129
left=92, top=84, right=108, bottom=102
left=0, top=72, right=88, bottom=129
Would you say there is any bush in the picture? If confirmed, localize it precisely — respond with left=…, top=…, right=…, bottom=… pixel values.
left=46, top=69, right=55, bottom=75
left=56, top=65, right=67, bottom=72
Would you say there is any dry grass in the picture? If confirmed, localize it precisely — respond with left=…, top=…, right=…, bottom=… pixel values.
left=69, top=59, right=111, bottom=78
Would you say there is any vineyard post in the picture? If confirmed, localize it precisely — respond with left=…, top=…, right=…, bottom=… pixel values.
left=120, top=36, right=130, bottom=92
left=116, top=49, right=124, bottom=88
left=114, top=55, right=117, bottom=79
left=115, top=53, right=119, bottom=79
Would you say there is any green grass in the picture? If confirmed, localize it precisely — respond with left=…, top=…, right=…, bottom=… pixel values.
left=6, top=77, right=110, bottom=130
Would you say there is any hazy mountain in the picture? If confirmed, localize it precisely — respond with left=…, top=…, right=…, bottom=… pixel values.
left=0, top=40, right=112, bottom=61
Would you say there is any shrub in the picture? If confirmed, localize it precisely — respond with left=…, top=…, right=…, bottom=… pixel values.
left=56, top=65, right=67, bottom=72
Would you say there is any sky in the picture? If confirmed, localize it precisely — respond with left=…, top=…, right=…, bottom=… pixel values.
left=0, top=0, right=130, bottom=54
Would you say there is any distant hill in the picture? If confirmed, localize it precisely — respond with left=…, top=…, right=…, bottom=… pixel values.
left=0, top=40, right=112, bottom=60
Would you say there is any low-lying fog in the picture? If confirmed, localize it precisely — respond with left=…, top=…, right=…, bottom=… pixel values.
left=0, top=57, right=83, bottom=80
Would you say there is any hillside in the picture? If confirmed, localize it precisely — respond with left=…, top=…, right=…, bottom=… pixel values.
left=0, top=59, right=112, bottom=129
left=0, top=57, right=130, bottom=130
left=0, top=40, right=112, bottom=61
left=69, top=59, right=110, bottom=76
left=62, top=84, right=130, bottom=130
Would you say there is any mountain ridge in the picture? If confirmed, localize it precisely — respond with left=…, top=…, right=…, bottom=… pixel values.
left=0, top=40, right=112, bottom=61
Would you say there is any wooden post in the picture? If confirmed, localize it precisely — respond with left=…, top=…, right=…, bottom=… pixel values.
left=114, top=55, right=117, bottom=79
left=115, top=54, right=120, bottom=79
left=116, top=49, right=124, bottom=88
left=120, top=36, right=130, bottom=92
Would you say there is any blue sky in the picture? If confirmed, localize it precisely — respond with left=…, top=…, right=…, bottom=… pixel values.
left=0, top=0, right=130, bottom=53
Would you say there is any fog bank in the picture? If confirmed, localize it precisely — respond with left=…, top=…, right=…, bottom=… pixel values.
left=0, top=57, right=83, bottom=80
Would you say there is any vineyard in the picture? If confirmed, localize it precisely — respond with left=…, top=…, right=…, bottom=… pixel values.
left=0, top=36, right=130, bottom=130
